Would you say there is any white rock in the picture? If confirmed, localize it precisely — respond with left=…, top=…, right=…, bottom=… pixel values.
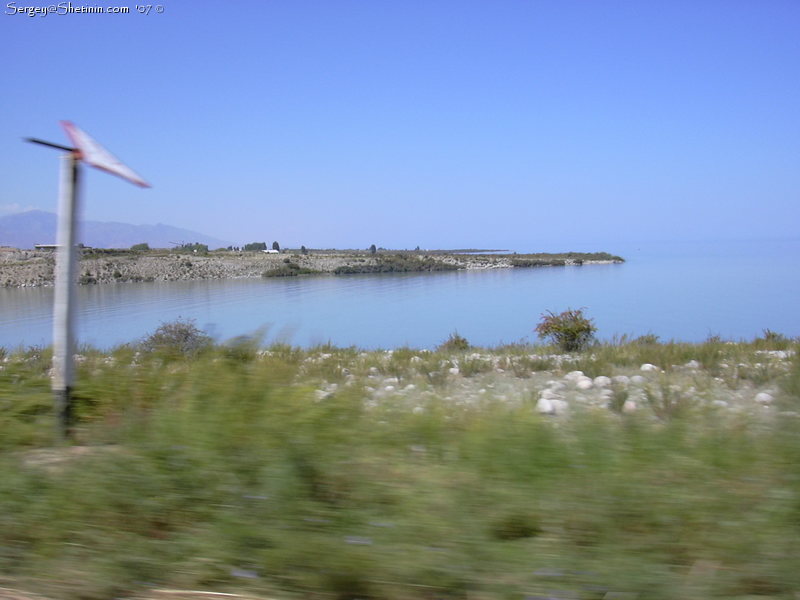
left=631, top=375, right=646, bottom=385
left=593, top=376, right=611, bottom=388
left=540, top=389, right=561, bottom=400
left=384, top=385, right=396, bottom=392
left=755, top=392, right=774, bottom=405
left=412, top=406, right=424, bottom=415
left=564, top=370, right=585, bottom=381
left=685, top=360, right=701, bottom=369
left=576, top=378, right=593, bottom=390
left=536, top=398, right=554, bottom=414
left=448, top=367, right=460, bottom=375
left=404, top=384, right=416, bottom=391
left=410, top=356, right=423, bottom=364
left=712, top=400, right=729, bottom=408
left=612, top=375, right=630, bottom=385
left=640, top=363, right=659, bottom=372
left=622, top=399, right=637, bottom=413
left=551, top=399, right=569, bottom=415
left=548, top=381, right=567, bottom=392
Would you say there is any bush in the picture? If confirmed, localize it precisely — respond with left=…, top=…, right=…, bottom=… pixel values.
left=438, top=332, right=470, bottom=352
left=535, top=308, right=596, bottom=352
left=130, top=243, right=150, bottom=251
left=173, top=243, right=208, bottom=254
left=262, top=263, right=316, bottom=277
left=334, top=255, right=458, bottom=274
left=244, top=242, right=267, bottom=252
left=140, top=318, right=213, bottom=357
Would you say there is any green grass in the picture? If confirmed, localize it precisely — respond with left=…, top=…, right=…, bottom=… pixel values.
left=262, top=262, right=319, bottom=277
left=0, top=338, right=799, bottom=599
left=511, top=252, right=625, bottom=267
left=333, top=254, right=460, bottom=274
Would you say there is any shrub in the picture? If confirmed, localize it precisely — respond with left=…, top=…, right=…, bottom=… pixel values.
left=244, top=242, right=267, bottom=252
left=634, top=333, right=660, bottom=345
left=262, top=263, right=316, bottom=277
left=174, top=242, right=208, bottom=254
left=130, top=243, right=150, bottom=251
left=535, top=308, right=596, bottom=352
left=333, top=255, right=458, bottom=274
left=438, top=332, right=470, bottom=352
left=140, top=318, right=212, bottom=357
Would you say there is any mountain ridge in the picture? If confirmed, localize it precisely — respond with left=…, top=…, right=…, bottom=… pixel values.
left=0, top=210, right=232, bottom=249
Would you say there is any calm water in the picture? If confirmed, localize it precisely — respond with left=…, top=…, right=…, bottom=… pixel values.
left=1, top=239, right=798, bottom=349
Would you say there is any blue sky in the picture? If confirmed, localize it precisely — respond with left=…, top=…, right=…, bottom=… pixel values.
left=2, top=1, right=798, bottom=251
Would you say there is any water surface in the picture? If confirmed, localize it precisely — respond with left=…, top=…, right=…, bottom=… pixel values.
left=1, top=238, right=798, bottom=349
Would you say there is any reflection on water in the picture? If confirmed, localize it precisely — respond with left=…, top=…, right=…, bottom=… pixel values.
left=1, top=239, right=799, bottom=349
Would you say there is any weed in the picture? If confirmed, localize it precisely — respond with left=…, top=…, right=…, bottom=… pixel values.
left=535, top=308, right=596, bottom=352
left=437, top=332, right=470, bottom=352
left=262, top=263, right=317, bottom=277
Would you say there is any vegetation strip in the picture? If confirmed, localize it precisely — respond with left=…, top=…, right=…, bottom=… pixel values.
left=1, top=324, right=798, bottom=600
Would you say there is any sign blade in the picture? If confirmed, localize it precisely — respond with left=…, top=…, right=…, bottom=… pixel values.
left=61, top=121, right=151, bottom=188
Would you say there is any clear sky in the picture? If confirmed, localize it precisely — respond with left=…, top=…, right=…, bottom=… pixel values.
left=2, top=1, right=798, bottom=251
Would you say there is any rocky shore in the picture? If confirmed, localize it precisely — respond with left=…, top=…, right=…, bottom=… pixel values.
left=0, top=248, right=623, bottom=288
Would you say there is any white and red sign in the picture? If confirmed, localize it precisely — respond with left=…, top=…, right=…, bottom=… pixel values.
left=61, top=121, right=151, bottom=188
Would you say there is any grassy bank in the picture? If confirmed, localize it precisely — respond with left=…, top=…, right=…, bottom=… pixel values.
left=1, top=335, right=799, bottom=599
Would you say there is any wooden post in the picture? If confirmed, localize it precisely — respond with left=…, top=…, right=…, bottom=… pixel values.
left=52, top=152, right=80, bottom=440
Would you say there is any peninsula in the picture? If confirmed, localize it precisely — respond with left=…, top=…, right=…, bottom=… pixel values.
left=0, top=247, right=624, bottom=288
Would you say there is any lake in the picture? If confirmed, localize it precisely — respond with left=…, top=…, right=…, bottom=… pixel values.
left=1, top=238, right=798, bottom=349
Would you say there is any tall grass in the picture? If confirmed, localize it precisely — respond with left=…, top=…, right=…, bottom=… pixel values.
left=0, top=338, right=799, bottom=599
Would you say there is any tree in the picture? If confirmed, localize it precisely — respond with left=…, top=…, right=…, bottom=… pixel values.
left=535, top=308, right=596, bottom=352
left=131, top=243, right=150, bottom=251
left=244, top=242, right=267, bottom=252
left=369, top=244, right=377, bottom=255
left=300, top=245, right=308, bottom=255
left=140, top=318, right=212, bottom=358
left=272, top=241, right=280, bottom=252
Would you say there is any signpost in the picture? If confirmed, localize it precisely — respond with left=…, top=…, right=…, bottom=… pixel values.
left=26, top=122, right=150, bottom=440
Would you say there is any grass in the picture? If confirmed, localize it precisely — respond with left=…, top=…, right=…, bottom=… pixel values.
left=333, top=254, right=460, bottom=274
left=511, top=252, right=625, bottom=267
left=262, top=262, right=319, bottom=277
left=0, top=336, right=799, bottom=599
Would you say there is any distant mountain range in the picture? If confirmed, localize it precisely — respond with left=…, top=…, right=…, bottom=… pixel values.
left=0, top=210, right=232, bottom=249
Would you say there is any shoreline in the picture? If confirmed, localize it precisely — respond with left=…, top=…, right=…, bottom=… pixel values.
left=0, top=248, right=624, bottom=288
